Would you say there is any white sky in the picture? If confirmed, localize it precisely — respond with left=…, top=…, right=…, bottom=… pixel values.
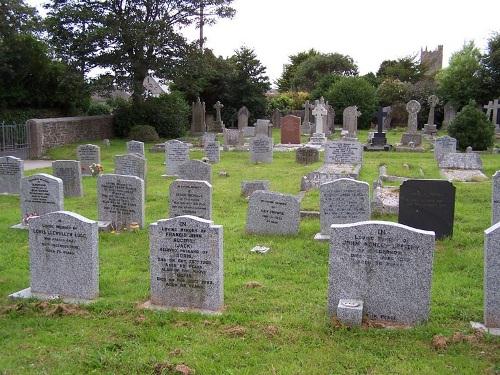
left=29, top=0, right=500, bottom=86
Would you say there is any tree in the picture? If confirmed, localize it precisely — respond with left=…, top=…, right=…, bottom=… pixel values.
left=45, top=0, right=235, bottom=101
left=376, top=56, right=424, bottom=83
left=0, top=0, right=41, bottom=39
left=436, top=42, right=483, bottom=108
left=480, top=32, right=500, bottom=100
left=376, top=79, right=411, bottom=106
left=324, top=76, right=377, bottom=129
left=276, top=49, right=319, bottom=92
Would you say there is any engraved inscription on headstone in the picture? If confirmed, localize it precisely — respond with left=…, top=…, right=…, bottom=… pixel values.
left=169, top=179, right=212, bottom=220
left=324, top=141, right=363, bottom=165
left=434, top=136, right=457, bottom=161
left=20, top=173, right=64, bottom=222
left=178, top=160, right=212, bottom=184
left=241, top=180, right=270, bottom=198
left=77, top=144, right=100, bottom=176
left=127, top=140, right=145, bottom=156
left=52, top=160, right=83, bottom=197
left=0, top=156, right=23, bottom=194
left=204, top=141, right=220, bottom=164
left=149, top=215, right=223, bottom=312
left=250, top=134, right=273, bottom=163
left=328, top=221, right=435, bottom=325
left=296, top=147, right=319, bottom=164
left=165, top=140, right=190, bottom=177
left=114, top=153, right=146, bottom=182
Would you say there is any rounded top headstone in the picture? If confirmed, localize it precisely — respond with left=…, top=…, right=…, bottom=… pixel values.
left=406, top=100, right=421, bottom=114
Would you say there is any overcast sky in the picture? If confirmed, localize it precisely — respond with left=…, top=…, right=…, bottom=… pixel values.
left=29, top=0, right=500, bottom=86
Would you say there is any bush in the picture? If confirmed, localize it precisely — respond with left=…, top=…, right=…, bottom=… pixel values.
left=114, top=91, right=190, bottom=138
left=376, top=79, right=411, bottom=106
left=448, top=101, right=494, bottom=151
left=128, top=125, right=160, bottom=142
left=324, top=76, right=377, bottom=129
left=86, top=101, right=112, bottom=116
left=267, top=91, right=309, bottom=112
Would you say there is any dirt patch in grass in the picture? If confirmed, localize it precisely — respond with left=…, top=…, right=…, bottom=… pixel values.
left=432, top=330, right=486, bottom=350
left=263, top=325, right=279, bottom=338
left=1, top=302, right=88, bottom=317
left=153, top=362, right=194, bottom=375
left=223, top=325, right=247, bottom=337
left=245, top=281, right=263, bottom=288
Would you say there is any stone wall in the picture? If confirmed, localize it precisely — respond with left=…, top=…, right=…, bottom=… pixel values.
left=28, top=115, right=113, bottom=158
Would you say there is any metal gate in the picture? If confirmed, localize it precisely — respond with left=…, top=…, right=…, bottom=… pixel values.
left=0, top=122, right=30, bottom=159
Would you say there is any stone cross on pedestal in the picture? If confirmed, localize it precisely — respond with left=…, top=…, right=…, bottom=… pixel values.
left=406, top=100, right=421, bottom=133
left=377, top=107, right=387, bottom=134
left=484, top=99, right=500, bottom=129
left=427, top=95, right=439, bottom=125
left=312, top=98, right=328, bottom=134
left=214, top=101, right=224, bottom=123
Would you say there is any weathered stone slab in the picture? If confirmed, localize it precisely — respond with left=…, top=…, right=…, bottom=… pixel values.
left=52, top=160, right=83, bottom=197
left=493, top=171, right=500, bottom=225
left=19, top=174, right=64, bottom=224
left=324, top=141, right=363, bottom=165
left=328, top=221, right=435, bottom=325
left=202, top=132, right=216, bottom=148
left=250, top=134, right=273, bottom=163
left=165, top=140, right=190, bottom=177
left=223, top=129, right=243, bottom=148
left=10, top=211, right=98, bottom=303
left=246, top=191, right=300, bottom=235
left=98, top=174, right=145, bottom=230
left=241, top=180, right=270, bottom=198
left=398, top=179, right=455, bottom=240
left=300, top=164, right=362, bottom=191
left=204, top=141, right=220, bottom=163
left=115, top=153, right=147, bottom=182
left=296, top=147, right=319, bottom=164
left=178, top=160, right=211, bottom=183
left=434, top=136, right=457, bottom=161
left=127, top=140, right=145, bottom=155
left=280, top=115, right=301, bottom=144
left=238, top=106, right=249, bottom=130
left=169, top=179, right=212, bottom=220
left=148, top=215, right=223, bottom=313
left=316, top=179, right=370, bottom=240
left=0, top=156, right=23, bottom=194
left=255, top=119, right=272, bottom=137
left=242, top=127, right=255, bottom=138
left=438, top=152, right=483, bottom=170
left=77, top=144, right=100, bottom=176
left=484, top=221, right=500, bottom=329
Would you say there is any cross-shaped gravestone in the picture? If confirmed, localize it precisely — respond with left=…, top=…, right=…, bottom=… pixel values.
left=492, top=99, right=500, bottom=127
left=312, top=99, right=328, bottom=134
left=427, top=95, right=439, bottom=125
left=484, top=100, right=494, bottom=119
left=214, top=101, right=224, bottom=123
left=406, top=100, right=421, bottom=133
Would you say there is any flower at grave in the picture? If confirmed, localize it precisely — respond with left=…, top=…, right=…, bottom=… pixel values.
left=89, top=163, right=104, bottom=177
left=22, top=212, right=39, bottom=226
left=129, top=222, right=140, bottom=231
left=201, top=157, right=210, bottom=164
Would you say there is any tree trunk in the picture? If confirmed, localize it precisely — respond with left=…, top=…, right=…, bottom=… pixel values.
left=132, top=67, right=147, bottom=103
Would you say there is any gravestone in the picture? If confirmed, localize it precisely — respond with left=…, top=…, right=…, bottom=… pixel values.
left=148, top=215, right=223, bottom=313
left=303, top=100, right=313, bottom=128
left=365, top=107, right=390, bottom=151
left=15, top=174, right=64, bottom=228
left=241, top=180, right=270, bottom=198
left=238, top=106, right=249, bottom=130
left=296, top=146, right=319, bottom=164
left=343, top=106, right=361, bottom=140
left=312, top=98, right=328, bottom=134
left=423, top=95, right=439, bottom=135
left=434, top=136, right=457, bottom=161
left=443, top=102, right=457, bottom=129
left=280, top=115, right=301, bottom=144
left=77, top=144, right=101, bottom=176
left=127, top=140, right=145, bottom=156
left=326, top=104, right=335, bottom=135
left=250, top=134, right=273, bottom=163
left=10, top=211, right=99, bottom=302
left=399, top=100, right=422, bottom=147
left=246, top=191, right=300, bottom=235
left=223, top=128, right=243, bottom=148
left=328, top=221, right=435, bottom=325
left=169, top=179, right=212, bottom=220
left=52, top=160, right=83, bottom=197
left=255, top=119, right=272, bottom=137
left=315, top=178, right=370, bottom=240
left=98, top=174, right=145, bottom=230
left=438, top=153, right=482, bottom=170
left=242, top=127, right=255, bottom=138
left=324, top=141, right=363, bottom=165
left=398, top=179, right=455, bottom=239
left=115, top=153, right=146, bottom=182
left=202, top=132, right=216, bottom=148
left=191, top=97, right=206, bottom=134
left=178, top=160, right=212, bottom=184
left=165, top=140, right=189, bottom=177
left=272, top=109, right=281, bottom=128
left=493, top=171, right=500, bottom=225
left=484, top=99, right=500, bottom=133
left=204, top=141, right=220, bottom=163
left=382, top=106, right=392, bottom=130
left=484, top=221, right=500, bottom=329
left=0, top=156, right=23, bottom=194
left=212, top=101, right=224, bottom=132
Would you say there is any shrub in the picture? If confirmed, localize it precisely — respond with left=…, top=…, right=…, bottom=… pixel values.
left=128, top=125, right=160, bottom=142
left=86, top=101, right=112, bottom=116
left=324, top=76, right=377, bottom=129
left=114, top=91, right=189, bottom=138
left=448, top=101, right=494, bottom=151
left=376, top=79, right=411, bottom=106
left=267, top=91, right=309, bottom=112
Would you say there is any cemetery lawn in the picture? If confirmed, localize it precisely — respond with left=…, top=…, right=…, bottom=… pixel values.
left=1, top=129, right=499, bottom=374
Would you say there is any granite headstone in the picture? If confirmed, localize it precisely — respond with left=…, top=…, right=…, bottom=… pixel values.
left=169, top=179, right=212, bottom=220
left=165, top=140, right=190, bottom=177
left=127, top=140, right=145, bottom=156
left=178, top=160, right=212, bottom=184
left=19, top=174, right=64, bottom=224
left=0, top=156, right=23, bottom=194
left=484, top=221, right=500, bottom=328
left=115, top=153, right=147, bottom=182
left=250, top=134, right=273, bottom=163
left=52, top=160, right=83, bottom=197
left=77, top=144, right=100, bottom=176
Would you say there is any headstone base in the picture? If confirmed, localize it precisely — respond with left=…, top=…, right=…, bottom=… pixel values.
left=400, top=133, right=422, bottom=146
left=423, top=124, right=437, bottom=135
left=342, top=136, right=358, bottom=142
left=301, top=164, right=362, bottom=191
left=371, top=186, right=399, bottom=215
left=440, top=169, right=488, bottom=182
left=140, top=300, right=223, bottom=315
left=9, top=287, right=96, bottom=304
left=470, top=321, right=500, bottom=336
left=336, top=299, right=364, bottom=327
left=364, top=144, right=392, bottom=151
left=314, top=232, right=330, bottom=241
left=97, top=221, right=112, bottom=232
left=10, top=223, right=28, bottom=230
left=394, top=145, right=425, bottom=152
left=309, top=133, right=327, bottom=145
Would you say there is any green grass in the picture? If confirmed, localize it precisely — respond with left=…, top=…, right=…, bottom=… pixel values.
left=1, top=129, right=499, bottom=374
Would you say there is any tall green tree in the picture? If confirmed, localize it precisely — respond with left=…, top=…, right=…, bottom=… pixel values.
left=45, top=0, right=235, bottom=101
left=276, top=49, right=319, bottom=92
left=0, top=0, right=41, bottom=39
left=376, top=56, right=424, bottom=83
left=480, top=32, right=500, bottom=100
